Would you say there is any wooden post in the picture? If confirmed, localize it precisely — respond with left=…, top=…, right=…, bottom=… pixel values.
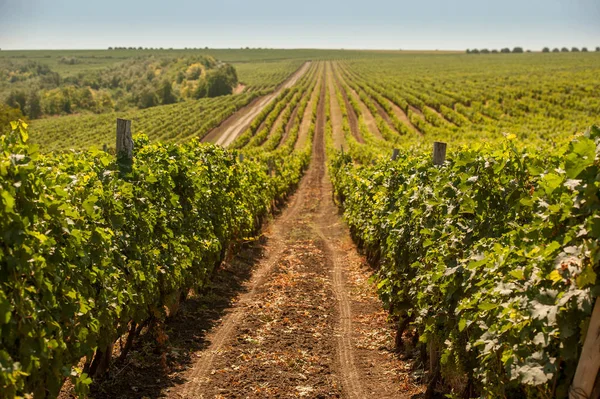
left=570, top=297, right=600, bottom=398
left=391, top=148, right=399, bottom=161
left=433, top=142, right=447, bottom=165
left=116, top=119, right=133, bottom=161
left=239, top=153, right=244, bottom=162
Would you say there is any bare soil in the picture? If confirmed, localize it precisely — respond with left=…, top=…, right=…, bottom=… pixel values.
left=233, top=84, right=246, bottom=95
left=87, top=59, right=424, bottom=399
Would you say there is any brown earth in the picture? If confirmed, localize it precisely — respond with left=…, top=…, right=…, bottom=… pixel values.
left=233, top=84, right=246, bottom=95
left=87, top=58, right=425, bottom=399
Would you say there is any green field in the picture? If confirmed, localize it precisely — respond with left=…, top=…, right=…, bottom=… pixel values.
left=1, top=49, right=600, bottom=398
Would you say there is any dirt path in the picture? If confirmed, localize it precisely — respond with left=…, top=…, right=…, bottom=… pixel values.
left=233, top=84, right=246, bottom=95
left=203, top=62, right=311, bottom=147
left=159, top=61, right=423, bottom=399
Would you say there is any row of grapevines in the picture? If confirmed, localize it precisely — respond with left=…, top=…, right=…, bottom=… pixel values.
left=328, top=126, right=600, bottom=397
left=338, top=54, right=600, bottom=148
left=0, top=120, right=309, bottom=398
left=231, top=62, right=317, bottom=149
left=29, top=92, right=264, bottom=151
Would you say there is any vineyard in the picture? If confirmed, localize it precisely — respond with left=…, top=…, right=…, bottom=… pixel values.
left=1, top=50, right=600, bottom=398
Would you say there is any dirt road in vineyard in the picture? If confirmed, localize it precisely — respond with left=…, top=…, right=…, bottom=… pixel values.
left=202, top=62, right=311, bottom=147
left=166, top=62, right=422, bottom=399
left=92, top=60, right=422, bottom=399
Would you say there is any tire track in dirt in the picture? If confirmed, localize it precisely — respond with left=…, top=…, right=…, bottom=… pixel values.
left=172, top=151, right=314, bottom=399
left=202, top=61, right=311, bottom=147
left=166, top=59, right=423, bottom=399
left=298, top=68, right=365, bottom=399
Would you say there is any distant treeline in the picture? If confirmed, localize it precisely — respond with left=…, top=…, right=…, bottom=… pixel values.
left=108, top=47, right=210, bottom=51
left=1, top=56, right=238, bottom=119
left=467, top=46, right=600, bottom=54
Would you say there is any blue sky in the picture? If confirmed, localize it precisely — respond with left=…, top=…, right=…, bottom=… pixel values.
left=0, top=0, right=599, bottom=50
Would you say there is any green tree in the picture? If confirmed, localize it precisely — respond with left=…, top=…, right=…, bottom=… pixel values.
left=542, top=47, right=550, bottom=53
left=158, top=80, right=177, bottom=105
left=6, top=90, right=27, bottom=111
left=552, top=48, right=560, bottom=52
left=571, top=47, right=580, bottom=52
left=512, top=47, right=524, bottom=53
left=501, top=48, right=511, bottom=53
left=26, top=91, right=42, bottom=119
left=137, top=87, right=158, bottom=108
left=0, top=104, right=25, bottom=133
left=561, top=47, right=569, bottom=52
left=581, top=47, right=588, bottom=52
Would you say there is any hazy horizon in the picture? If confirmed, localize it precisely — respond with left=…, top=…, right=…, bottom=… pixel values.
left=1, top=0, right=599, bottom=51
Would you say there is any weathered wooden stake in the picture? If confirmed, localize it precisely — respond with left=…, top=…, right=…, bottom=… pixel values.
left=433, top=142, right=447, bottom=165
left=570, top=297, right=600, bottom=398
left=391, top=148, right=399, bottom=161
left=116, top=118, right=133, bottom=161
